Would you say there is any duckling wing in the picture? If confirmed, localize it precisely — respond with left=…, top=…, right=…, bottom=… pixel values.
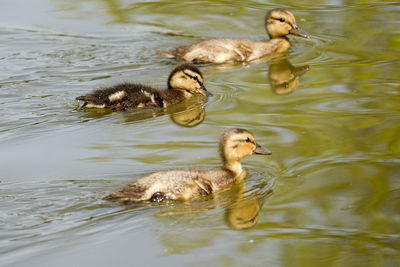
left=141, top=171, right=215, bottom=201
left=76, top=84, right=131, bottom=108
left=164, top=39, right=255, bottom=63
left=115, top=85, right=164, bottom=109
left=194, top=178, right=213, bottom=195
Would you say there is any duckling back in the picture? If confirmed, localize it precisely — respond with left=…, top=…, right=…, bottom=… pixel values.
left=106, top=169, right=219, bottom=202
left=162, top=38, right=290, bottom=64
left=76, top=83, right=186, bottom=110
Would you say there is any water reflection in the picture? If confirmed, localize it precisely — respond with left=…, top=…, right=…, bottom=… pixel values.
left=268, top=56, right=310, bottom=95
left=224, top=181, right=272, bottom=230
left=169, top=104, right=205, bottom=127
left=77, top=98, right=206, bottom=127
left=181, top=54, right=310, bottom=96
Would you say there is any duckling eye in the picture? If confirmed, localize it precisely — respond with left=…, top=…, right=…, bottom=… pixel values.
left=278, top=18, right=285, bottom=22
left=244, top=137, right=251, bottom=143
left=184, top=72, right=202, bottom=84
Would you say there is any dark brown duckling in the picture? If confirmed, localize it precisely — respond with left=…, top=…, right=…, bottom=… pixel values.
left=160, top=8, right=310, bottom=64
left=106, top=128, right=271, bottom=203
left=76, top=63, right=212, bottom=111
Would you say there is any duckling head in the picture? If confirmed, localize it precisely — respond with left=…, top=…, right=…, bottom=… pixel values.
left=168, top=63, right=212, bottom=97
left=269, top=58, right=311, bottom=95
left=265, top=8, right=310, bottom=39
left=225, top=198, right=261, bottom=230
left=220, top=128, right=271, bottom=172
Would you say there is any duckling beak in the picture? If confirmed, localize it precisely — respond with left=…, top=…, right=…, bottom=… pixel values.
left=289, top=23, right=310, bottom=39
left=293, top=64, right=311, bottom=77
left=253, top=143, right=272, bottom=155
left=198, top=86, right=213, bottom=97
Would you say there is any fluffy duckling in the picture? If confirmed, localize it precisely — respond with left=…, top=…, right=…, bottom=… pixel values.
left=106, top=128, right=271, bottom=203
left=76, top=63, right=212, bottom=110
left=161, top=8, right=310, bottom=64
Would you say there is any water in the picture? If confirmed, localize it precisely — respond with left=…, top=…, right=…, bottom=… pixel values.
left=1, top=0, right=399, bottom=266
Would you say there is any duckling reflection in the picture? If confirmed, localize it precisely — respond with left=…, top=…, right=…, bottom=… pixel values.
left=225, top=197, right=262, bottom=230
left=77, top=99, right=207, bottom=127
left=169, top=104, right=205, bottom=127
left=121, top=100, right=206, bottom=127
left=268, top=57, right=310, bottom=95
left=224, top=180, right=272, bottom=230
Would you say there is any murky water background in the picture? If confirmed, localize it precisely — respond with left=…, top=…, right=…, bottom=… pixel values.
left=1, top=0, right=399, bottom=266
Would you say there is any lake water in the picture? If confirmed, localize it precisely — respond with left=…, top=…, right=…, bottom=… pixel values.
left=1, top=0, right=399, bottom=266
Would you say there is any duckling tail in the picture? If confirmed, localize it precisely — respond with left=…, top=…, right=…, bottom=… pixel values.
left=103, top=193, right=120, bottom=201
left=75, top=95, right=88, bottom=108
left=76, top=95, right=94, bottom=102
left=76, top=95, right=87, bottom=101
left=76, top=95, right=103, bottom=108
left=75, top=95, right=99, bottom=106
left=158, top=50, right=176, bottom=58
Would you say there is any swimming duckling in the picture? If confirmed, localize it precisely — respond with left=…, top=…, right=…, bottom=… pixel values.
left=106, top=128, right=271, bottom=203
left=160, top=9, right=310, bottom=64
left=76, top=63, right=212, bottom=110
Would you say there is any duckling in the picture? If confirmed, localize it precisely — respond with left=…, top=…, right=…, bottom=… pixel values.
left=106, top=128, right=271, bottom=203
left=160, top=8, right=310, bottom=64
left=76, top=63, right=212, bottom=111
